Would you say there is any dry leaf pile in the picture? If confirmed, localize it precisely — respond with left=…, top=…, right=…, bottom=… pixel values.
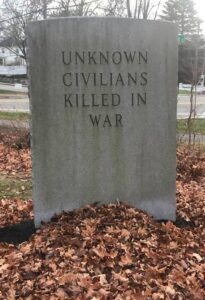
left=0, top=144, right=31, bottom=178
left=0, top=199, right=33, bottom=228
left=0, top=145, right=204, bottom=299
left=176, top=147, right=205, bottom=225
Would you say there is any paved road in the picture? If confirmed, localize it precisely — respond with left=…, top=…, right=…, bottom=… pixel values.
left=0, top=83, right=28, bottom=93
left=177, top=94, right=205, bottom=119
left=0, top=93, right=205, bottom=118
left=0, top=94, right=29, bottom=112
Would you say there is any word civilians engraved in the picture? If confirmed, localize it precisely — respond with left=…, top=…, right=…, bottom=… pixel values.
left=62, top=50, right=148, bottom=127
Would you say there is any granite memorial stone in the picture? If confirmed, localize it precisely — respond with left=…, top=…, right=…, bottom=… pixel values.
left=28, top=17, right=178, bottom=227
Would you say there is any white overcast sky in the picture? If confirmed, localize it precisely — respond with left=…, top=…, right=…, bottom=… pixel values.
left=195, top=0, right=205, bottom=33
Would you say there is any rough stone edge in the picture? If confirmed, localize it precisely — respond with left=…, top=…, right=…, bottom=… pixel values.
left=34, top=198, right=176, bottom=228
left=26, top=25, right=36, bottom=227
left=27, top=16, right=177, bottom=30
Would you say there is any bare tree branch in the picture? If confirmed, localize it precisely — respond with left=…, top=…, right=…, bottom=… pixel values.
left=153, top=0, right=161, bottom=20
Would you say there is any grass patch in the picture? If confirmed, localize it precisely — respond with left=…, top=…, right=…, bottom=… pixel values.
left=178, top=89, right=191, bottom=95
left=0, top=174, right=32, bottom=200
left=0, top=111, right=29, bottom=121
left=0, top=90, right=25, bottom=95
left=177, top=119, right=205, bottom=134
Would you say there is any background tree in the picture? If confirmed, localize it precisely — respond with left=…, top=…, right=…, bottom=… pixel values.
left=126, top=0, right=162, bottom=19
left=161, top=0, right=204, bottom=84
left=161, top=0, right=201, bottom=35
left=103, top=0, right=162, bottom=19
left=103, top=0, right=125, bottom=17
left=0, top=0, right=53, bottom=60
left=53, top=0, right=162, bottom=19
left=162, top=1, right=205, bottom=145
left=0, top=0, right=163, bottom=60
left=52, top=0, right=102, bottom=17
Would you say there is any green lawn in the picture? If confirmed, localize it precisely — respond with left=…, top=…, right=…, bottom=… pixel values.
left=178, top=89, right=191, bottom=95
left=0, top=89, right=25, bottom=95
left=0, top=89, right=24, bottom=94
left=0, top=175, right=32, bottom=200
left=0, top=111, right=29, bottom=121
left=177, top=119, right=205, bottom=134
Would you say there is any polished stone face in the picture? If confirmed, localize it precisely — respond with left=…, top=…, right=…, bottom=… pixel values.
left=28, top=17, right=178, bottom=227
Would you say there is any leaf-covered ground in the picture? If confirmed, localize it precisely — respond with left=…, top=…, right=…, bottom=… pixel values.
left=0, top=144, right=205, bottom=299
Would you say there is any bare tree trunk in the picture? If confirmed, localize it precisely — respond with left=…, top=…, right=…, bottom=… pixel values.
left=43, top=0, right=47, bottom=19
left=126, top=0, right=132, bottom=17
left=192, top=40, right=199, bottom=145
left=143, top=0, right=151, bottom=19
left=187, top=84, right=194, bottom=146
left=137, top=0, right=143, bottom=18
left=133, top=0, right=138, bottom=18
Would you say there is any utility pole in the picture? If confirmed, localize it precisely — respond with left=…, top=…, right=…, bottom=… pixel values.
left=43, top=0, right=47, bottom=19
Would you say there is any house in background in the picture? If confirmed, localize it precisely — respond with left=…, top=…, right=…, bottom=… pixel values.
left=0, top=38, right=27, bottom=76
